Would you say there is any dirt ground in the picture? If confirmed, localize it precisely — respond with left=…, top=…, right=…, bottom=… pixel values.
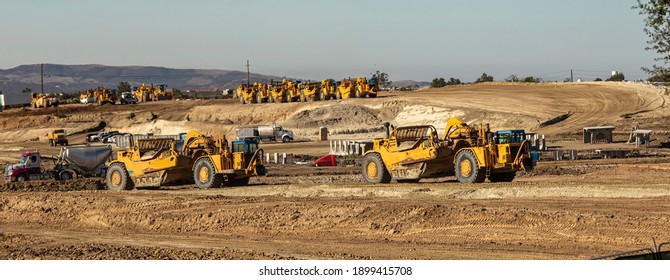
left=2, top=82, right=670, bottom=260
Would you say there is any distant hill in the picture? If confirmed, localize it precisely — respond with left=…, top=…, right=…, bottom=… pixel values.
left=0, top=64, right=282, bottom=93
left=391, top=80, right=431, bottom=88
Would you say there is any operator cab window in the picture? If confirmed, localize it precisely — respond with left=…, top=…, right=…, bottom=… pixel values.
left=27, top=155, right=39, bottom=166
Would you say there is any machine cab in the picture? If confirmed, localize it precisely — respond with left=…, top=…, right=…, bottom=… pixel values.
left=493, top=130, right=530, bottom=167
left=494, top=130, right=526, bottom=144
left=232, top=139, right=259, bottom=154
left=21, top=152, right=42, bottom=169
left=231, top=139, right=263, bottom=173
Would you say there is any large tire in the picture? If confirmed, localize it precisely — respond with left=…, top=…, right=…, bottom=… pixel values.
left=59, top=171, right=73, bottom=180
left=282, top=136, right=291, bottom=143
left=488, top=172, right=516, bottom=182
left=106, top=163, right=134, bottom=190
left=361, top=153, right=391, bottom=184
left=16, top=174, right=27, bottom=182
left=455, top=150, right=486, bottom=184
left=194, top=158, right=223, bottom=189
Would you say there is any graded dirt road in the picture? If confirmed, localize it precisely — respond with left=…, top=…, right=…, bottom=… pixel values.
left=2, top=159, right=670, bottom=260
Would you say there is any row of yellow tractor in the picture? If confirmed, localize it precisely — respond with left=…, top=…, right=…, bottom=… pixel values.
left=78, top=84, right=170, bottom=105
left=30, top=83, right=170, bottom=109
left=234, top=77, right=379, bottom=104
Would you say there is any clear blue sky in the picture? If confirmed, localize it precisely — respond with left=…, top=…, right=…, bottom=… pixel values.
left=0, top=0, right=656, bottom=82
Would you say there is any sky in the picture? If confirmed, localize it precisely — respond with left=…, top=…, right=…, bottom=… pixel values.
left=0, top=0, right=658, bottom=82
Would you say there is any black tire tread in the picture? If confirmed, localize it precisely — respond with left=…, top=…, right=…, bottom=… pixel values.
left=455, top=150, right=486, bottom=184
left=106, top=163, right=134, bottom=190
left=194, top=158, right=223, bottom=189
left=362, top=153, right=391, bottom=184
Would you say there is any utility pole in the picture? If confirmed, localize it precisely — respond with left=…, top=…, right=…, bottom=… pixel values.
left=40, top=63, right=44, bottom=94
left=41, top=64, right=59, bottom=117
left=570, top=69, right=573, bottom=82
left=246, top=60, right=250, bottom=86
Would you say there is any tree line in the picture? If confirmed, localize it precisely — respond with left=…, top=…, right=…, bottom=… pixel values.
left=430, top=72, right=625, bottom=88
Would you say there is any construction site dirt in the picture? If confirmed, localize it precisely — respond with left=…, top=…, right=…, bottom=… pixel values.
left=2, top=82, right=670, bottom=260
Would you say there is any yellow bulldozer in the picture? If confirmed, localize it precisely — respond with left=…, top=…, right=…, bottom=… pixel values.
left=361, top=118, right=534, bottom=184
left=319, top=79, right=337, bottom=100
left=152, top=84, right=171, bottom=100
left=105, top=130, right=266, bottom=190
left=31, top=92, right=58, bottom=108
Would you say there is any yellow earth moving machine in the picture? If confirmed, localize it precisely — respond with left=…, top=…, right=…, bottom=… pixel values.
left=133, top=84, right=169, bottom=102
left=335, top=78, right=356, bottom=99
left=319, top=79, right=337, bottom=100
left=285, top=80, right=302, bottom=102
left=105, top=130, right=266, bottom=190
left=300, top=81, right=321, bottom=102
left=47, top=129, right=68, bottom=146
left=31, top=93, right=58, bottom=108
left=355, top=77, right=379, bottom=98
left=269, top=80, right=287, bottom=103
left=254, top=82, right=271, bottom=103
left=153, top=84, right=171, bottom=101
left=133, top=84, right=152, bottom=102
left=80, top=90, right=94, bottom=104
left=93, top=87, right=117, bottom=105
left=235, top=84, right=257, bottom=104
left=361, top=118, right=534, bottom=184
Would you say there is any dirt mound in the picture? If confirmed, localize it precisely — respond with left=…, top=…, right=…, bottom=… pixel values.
left=1, top=178, right=105, bottom=192
left=284, top=104, right=382, bottom=128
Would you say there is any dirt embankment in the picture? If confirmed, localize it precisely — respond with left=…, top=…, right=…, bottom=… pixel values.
left=2, top=82, right=666, bottom=143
